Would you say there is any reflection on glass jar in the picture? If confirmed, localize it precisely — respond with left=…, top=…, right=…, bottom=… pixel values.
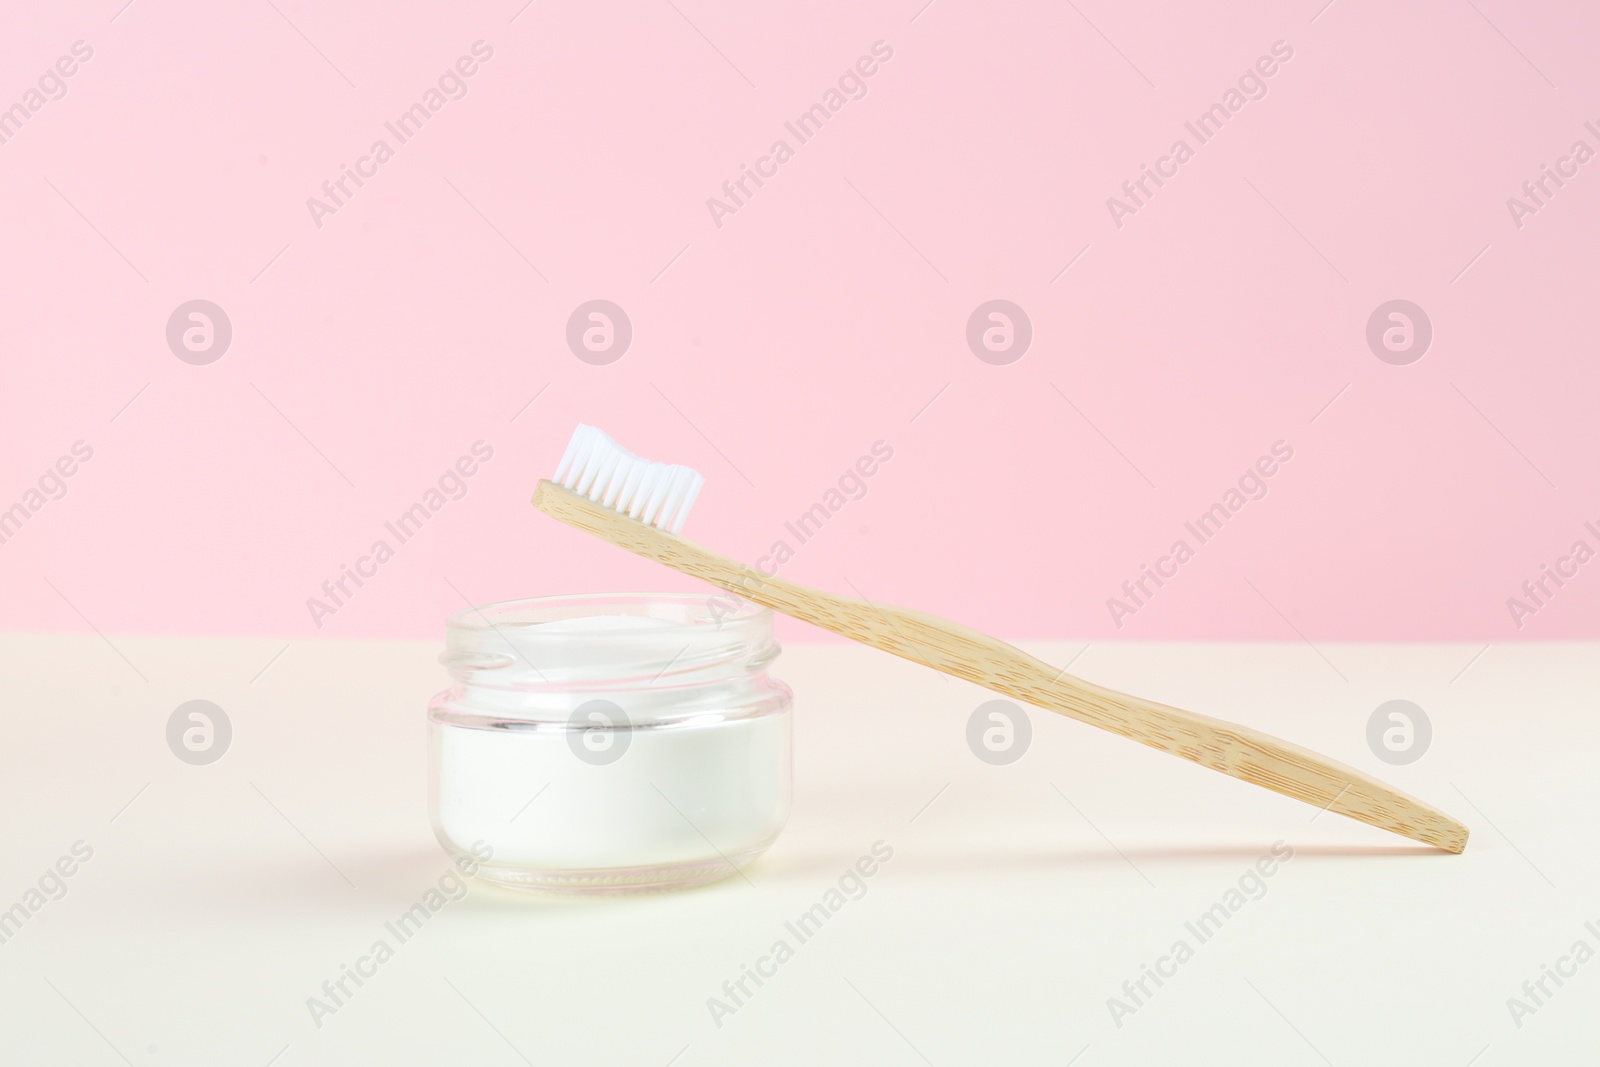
left=428, top=593, right=792, bottom=894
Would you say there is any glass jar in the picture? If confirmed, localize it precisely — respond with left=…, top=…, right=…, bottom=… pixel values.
left=428, top=593, right=793, bottom=894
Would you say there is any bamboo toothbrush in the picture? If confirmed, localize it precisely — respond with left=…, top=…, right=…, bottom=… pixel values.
left=532, top=425, right=1469, bottom=854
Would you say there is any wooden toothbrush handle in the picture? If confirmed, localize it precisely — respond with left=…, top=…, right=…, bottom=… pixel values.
left=533, top=481, right=1469, bottom=853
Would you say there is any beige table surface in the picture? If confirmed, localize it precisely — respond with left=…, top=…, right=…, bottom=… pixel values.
left=0, top=633, right=1595, bottom=1066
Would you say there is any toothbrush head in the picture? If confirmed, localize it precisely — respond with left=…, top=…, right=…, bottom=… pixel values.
left=550, top=424, right=705, bottom=535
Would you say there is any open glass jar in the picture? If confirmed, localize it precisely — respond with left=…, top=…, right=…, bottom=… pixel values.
left=428, top=593, right=792, bottom=893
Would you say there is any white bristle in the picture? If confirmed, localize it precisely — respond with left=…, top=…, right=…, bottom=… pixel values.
left=614, top=460, right=646, bottom=512
left=638, top=464, right=678, bottom=527
left=667, top=474, right=703, bottom=535
left=599, top=455, right=632, bottom=508
left=552, top=425, right=589, bottom=484
left=551, top=425, right=705, bottom=533
left=653, top=468, right=683, bottom=531
left=627, top=464, right=657, bottom=521
left=588, top=449, right=622, bottom=502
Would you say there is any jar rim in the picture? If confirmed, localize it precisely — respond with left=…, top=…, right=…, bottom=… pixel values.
left=440, top=592, right=777, bottom=693
left=446, top=591, right=769, bottom=636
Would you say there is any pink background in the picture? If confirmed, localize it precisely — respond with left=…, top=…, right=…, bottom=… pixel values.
left=2, top=0, right=1597, bottom=643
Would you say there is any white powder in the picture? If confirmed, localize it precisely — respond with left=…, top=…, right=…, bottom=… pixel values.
left=430, top=612, right=791, bottom=880
left=434, top=715, right=789, bottom=869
